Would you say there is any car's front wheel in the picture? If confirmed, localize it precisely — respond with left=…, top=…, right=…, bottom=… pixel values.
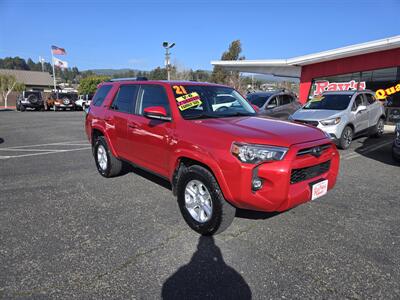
left=93, top=136, right=123, bottom=178
left=339, top=126, right=353, bottom=150
left=177, top=165, right=236, bottom=235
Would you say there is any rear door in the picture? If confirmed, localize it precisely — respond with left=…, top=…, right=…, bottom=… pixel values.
left=107, top=84, right=139, bottom=159
left=364, top=93, right=381, bottom=127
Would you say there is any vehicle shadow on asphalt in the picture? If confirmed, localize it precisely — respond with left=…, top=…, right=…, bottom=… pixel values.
left=161, top=236, right=252, bottom=299
left=235, top=209, right=281, bottom=220
left=352, top=133, right=399, bottom=166
left=0, top=138, right=3, bottom=144
left=125, top=164, right=172, bottom=190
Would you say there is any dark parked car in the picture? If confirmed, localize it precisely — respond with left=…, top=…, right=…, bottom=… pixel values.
left=16, top=91, right=44, bottom=111
left=393, top=122, right=400, bottom=162
left=247, top=90, right=302, bottom=120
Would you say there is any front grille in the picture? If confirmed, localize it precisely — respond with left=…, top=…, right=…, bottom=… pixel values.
left=295, top=119, right=319, bottom=127
left=297, top=144, right=331, bottom=157
left=290, top=160, right=331, bottom=184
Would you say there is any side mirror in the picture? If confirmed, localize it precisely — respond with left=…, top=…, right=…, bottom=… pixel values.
left=356, top=105, right=367, bottom=113
left=251, top=104, right=259, bottom=112
left=266, top=104, right=277, bottom=109
left=143, top=106, right=171, bottom=121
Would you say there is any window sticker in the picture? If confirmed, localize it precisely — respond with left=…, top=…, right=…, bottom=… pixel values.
left=176, top=92, right=202, bottom=111
left=310, top=96, right=324, bottom=102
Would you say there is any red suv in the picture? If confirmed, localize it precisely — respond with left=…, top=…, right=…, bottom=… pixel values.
left=85, top=78, right=340, bottom=235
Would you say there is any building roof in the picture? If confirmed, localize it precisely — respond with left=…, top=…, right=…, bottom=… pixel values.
left=0, top=69, right=53, bottom=87
left=211, top=35, right=400, bottom=78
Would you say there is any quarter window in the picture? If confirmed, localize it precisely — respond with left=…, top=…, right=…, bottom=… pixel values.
left=111, top=85, right=138, bottom=113
left=92, top=85, right=112, bottom=107
left=138, top=85, right=170, bottom=116
left=280, top=94, right=293, bottom=105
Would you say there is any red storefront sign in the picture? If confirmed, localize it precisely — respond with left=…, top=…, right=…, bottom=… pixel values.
left=313, top=80, right=366, bottom=96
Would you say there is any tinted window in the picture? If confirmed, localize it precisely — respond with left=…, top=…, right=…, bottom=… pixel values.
left=138, top=85, right=170, bottom=116
left=92, top=85, right=112, bottom=107
left=249, top=96, right=269, bottom=108
left=268, top=97, right=278, bottom=107
left=280, top=94, right=293, bottom=105
left=111, top=85, right=138, bottom=113
left=365, top=93, right=376, bottom=105
left=304, top=94, right=352, bottom=110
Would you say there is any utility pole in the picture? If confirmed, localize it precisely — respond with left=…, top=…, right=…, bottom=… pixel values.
left=162, top=41, right=175, bottom=81
left=39, top=56, right=45, bottom=72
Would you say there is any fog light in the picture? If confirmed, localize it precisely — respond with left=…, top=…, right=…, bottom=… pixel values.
left=252, top=178, right=263, bottom=191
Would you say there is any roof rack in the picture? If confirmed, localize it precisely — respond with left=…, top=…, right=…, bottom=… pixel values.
left=109, top=77, right=148, bottom=82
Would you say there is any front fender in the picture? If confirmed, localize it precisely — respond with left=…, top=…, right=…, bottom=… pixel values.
left=170, top=148, right=234, bottom=202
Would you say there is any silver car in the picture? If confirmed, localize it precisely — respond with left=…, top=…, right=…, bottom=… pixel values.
left=247, top=91, right=302, bottom=120
left=290, top=90, right=386, bottom=149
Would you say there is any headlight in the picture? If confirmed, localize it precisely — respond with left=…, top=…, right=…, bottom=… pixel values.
left=320, top=117, right=341, bottom=126
left=231, top=143, right=288, bottom=164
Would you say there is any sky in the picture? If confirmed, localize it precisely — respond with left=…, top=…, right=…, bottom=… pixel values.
left=0, top=0, right=399, bottom=71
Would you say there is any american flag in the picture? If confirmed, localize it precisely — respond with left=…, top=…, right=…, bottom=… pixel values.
left=51, top=45, right=66, bottom=55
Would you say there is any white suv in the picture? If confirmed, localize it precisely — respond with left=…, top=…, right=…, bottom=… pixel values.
left=290, top=90, right=386, bottom=149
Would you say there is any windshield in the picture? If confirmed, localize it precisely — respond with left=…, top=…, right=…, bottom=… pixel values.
left=304, top=94, right=352, bottom=110
left=171, top=84, right=256, bottom=119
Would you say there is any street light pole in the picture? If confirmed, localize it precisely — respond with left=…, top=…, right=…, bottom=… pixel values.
left=163, top=41, right=175, bottom=81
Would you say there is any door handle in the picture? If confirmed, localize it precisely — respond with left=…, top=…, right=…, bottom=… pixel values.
left=128, top=123, right=138, bottom=129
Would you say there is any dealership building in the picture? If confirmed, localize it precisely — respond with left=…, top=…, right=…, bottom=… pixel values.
left=211, top=35, right=400, bottom=124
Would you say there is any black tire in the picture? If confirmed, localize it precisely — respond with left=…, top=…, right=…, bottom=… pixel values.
left=93, top=136, right=123, bottom=178
left=339, top=126, right=353, bottom=150
left=16, top=103, right=20, bottom=111
left=176, top=165, right=236, bottom=235
left=373, top=118, right=385, bottom=138
left=20, top=105, right=26, bottom=112
left=27, top=94, right=39, bottom=104
left=392, top=146, right=400, bottom=163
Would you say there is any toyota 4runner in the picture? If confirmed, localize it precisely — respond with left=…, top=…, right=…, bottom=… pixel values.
left=85, top=78, right=340, bottom=235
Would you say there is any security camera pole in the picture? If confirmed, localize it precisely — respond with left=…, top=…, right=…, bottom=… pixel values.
left=162, top=41, right=175, bottom=81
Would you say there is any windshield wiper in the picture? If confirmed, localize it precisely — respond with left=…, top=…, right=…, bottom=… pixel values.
left=184, top=112, right=216, bottom=120
left=222, top=111, right=254, bottom=117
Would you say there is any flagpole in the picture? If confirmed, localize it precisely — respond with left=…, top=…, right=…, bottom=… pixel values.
left=50, top=48, right=57, bottom=92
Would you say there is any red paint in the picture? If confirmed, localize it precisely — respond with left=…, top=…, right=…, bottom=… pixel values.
left=143, top=106, right=168, bottom=117
left=299, top=47, right=400, bottom=102
left=86, top=81, right=339, bottom=212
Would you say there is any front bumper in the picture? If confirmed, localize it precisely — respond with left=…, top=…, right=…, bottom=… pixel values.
left=55, top=103, right=74, bottom=108
left=221, top=139, right=340, bottom=212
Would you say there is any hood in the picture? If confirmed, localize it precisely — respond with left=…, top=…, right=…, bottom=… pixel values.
left=292, top=109, right=343, bottom=121
left=191, top=116, right=326, bottom=147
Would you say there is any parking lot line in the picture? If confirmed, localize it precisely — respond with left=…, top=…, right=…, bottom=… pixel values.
left=0, top=147, right=91, bottom=160
left=3, top=140, right=88, bottom=149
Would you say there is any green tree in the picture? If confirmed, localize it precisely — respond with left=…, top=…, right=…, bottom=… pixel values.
left=78, top=76, right=110, bottom=95
left=0, top=75, right=25, bottom=108
left=211, top=40, right=245, bottom=89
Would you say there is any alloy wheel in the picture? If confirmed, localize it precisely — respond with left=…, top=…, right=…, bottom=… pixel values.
left=97, top=145, right=108, bottom=171
left=184, top=180, right=213, bottom=223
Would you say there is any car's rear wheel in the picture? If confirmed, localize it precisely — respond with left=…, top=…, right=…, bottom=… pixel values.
left=373, top=118, right=385, bottom=138
left=93, top=136, right=123, bottom=178
left=177, top=165, right=236, bottom=235
left=339, top=126, right=353, bottom=150
left=20, top=105, right=26, bottom=112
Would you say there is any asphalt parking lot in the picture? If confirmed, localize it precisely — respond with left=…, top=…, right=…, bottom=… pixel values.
left=0, top=111, right=399, bottom=299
